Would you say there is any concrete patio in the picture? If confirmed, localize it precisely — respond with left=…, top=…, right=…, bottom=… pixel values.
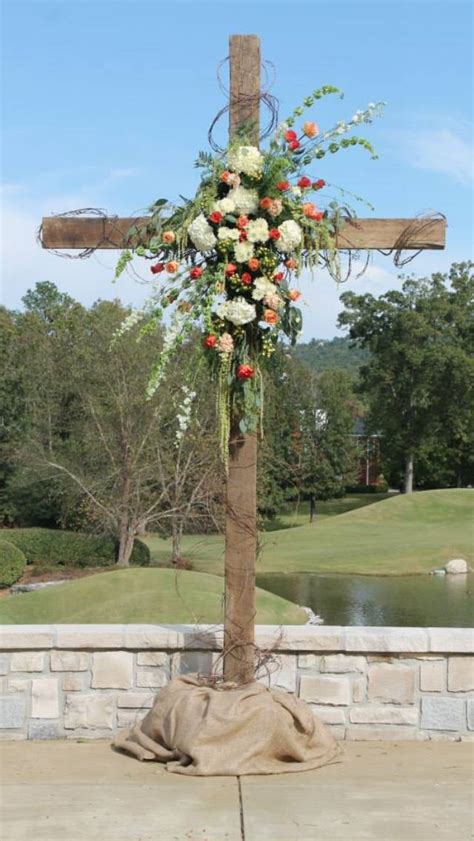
left=0, top=739, right=472, bottom=840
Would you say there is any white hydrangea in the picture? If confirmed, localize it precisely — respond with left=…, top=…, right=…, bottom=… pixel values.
left=217, top=226, right=240, bottom=241
left=247, top=218, right=269, bottom=243
left=227, top=145, right=264, bottom=177
left=230, top=185, right=259, bottom=215
left=217, top=297, right=256, bottom=326
left=187, top=213, right=217, bottom=252
left=275, top=220, right=303, bottom=252
left=252, top=276, right=276, bottom=301
left=234, top=241, right=254, bottom=263
left=214, top=197, right=235, bottom=214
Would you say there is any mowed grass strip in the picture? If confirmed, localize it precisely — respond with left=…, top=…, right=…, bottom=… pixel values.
left=145, top=490, right=474, bottom=576
left=0, top=568, right=308, bottom=625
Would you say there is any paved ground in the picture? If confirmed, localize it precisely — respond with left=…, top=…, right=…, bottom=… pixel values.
left=0, top=740, right=472, bottom=841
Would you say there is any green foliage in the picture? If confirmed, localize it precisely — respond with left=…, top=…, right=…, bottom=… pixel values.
left=4, top=528, right=150, bottom=568
left=0, top=540, right=26, bottom=587
left=294, top=336, right=370, bottom=377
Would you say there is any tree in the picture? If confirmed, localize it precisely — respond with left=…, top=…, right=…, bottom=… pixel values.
left=338, top=263, right=474, bottom=492
left=12, top=284, right=218, bottom=566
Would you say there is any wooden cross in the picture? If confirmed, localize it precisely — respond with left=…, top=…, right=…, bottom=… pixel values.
left=40, top=34, right=446, bottom=686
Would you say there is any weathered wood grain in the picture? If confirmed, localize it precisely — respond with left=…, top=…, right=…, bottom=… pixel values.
left=41, top=215, right=446, bottom=251
left=229, top=33, right=261, bottom=144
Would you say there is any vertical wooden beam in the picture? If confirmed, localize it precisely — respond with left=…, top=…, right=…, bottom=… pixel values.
left=223, top=35, right=260, bottom=685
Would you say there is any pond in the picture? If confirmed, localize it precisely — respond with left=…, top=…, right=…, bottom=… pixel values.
left=256, top=572, right=474, bottom=627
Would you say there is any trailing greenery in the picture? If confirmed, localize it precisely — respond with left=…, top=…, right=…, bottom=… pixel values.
left=0, top=540, right=27, bottom=587
left=3, top=528, right=150, bottom=568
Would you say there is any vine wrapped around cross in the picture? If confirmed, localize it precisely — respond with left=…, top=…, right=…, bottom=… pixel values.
left=115, top=88, right=384, bottom=456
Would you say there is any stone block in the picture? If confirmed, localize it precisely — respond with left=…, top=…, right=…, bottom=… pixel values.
left=269, top=655, right=297, bottom=692
left=56, top=625, right=124, bottom=649
left=124, top=626, right=186, bottom=649
left=428, top=628, right=473, bottom=654
left=352, top=676, right=367, bottom=703
left=346, top=726, right=420, bottom=741
left=448, top=657, right=474, bottom=692
left=91, top=652, right=133, bottom=689
left=321, top=654, right=366, bottom=674
left=297, top=654, right=321, bottom=669
left=50, top=651, right=89, bottom=672
left=62, top=676, right=84, bottom=692
left=0, top=626, right=54, bottom=649
left=136, top=669, right=168, bottom=689
left=117, top=692, right=155, bottom=709
left=345, top=627, right=428, bottom=653
left=467, top=700, right=474, bottom=731
left=28, top=720, right=59, bottom=740
left=136, top=651, right=168, bottom=666
left=10, top=652, right=45, bottom=672
left=299, top=675, right=350, bottom=706
left=64, top=693, right=115, bottom=729
left=117, top=710, right=141, bottom=728
left=0, top=696, right=25, bottom=728
left=349, top=705, right=418, bottom=725
left=327, top=725, right=346, bottom=740
left=421, top=697, right=466, bottom=731
left=31, top=678, right=59, bottom=718
left=8, top=679, right=29, bottom=693
left=173, top=651, right=216, bottom=676
left=368, top=664, right=415, bottom=704
left=310, top=705, right=346, bottom=725
left=0, top=654, right=9, bottom=675
left=420, top=660, right=446, bottom=692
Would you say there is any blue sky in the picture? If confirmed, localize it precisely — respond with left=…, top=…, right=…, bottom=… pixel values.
left=1, top=0, right=472, bottom=339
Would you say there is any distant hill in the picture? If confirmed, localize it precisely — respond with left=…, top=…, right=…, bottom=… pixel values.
left=293, top=336, right=370, bottom=377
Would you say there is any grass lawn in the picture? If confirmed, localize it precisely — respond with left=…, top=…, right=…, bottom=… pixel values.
left=145, top=489, right=474, bottom=576
left=261, top=493, right=393, bottom=531
left=0, top=568, right=308, bottom=625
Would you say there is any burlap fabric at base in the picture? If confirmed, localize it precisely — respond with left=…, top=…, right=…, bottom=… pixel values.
left=113, top=674, right=341, bottom=776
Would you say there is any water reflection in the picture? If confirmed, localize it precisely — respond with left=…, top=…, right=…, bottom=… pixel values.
left=256, top=572, right=474, bottom=627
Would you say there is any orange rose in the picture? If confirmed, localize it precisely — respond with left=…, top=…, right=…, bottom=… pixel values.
left=285, top=258, right=297, bottom=269
left=165, top=260, right=179, bottom=273
left=303, top=202, right=316, bottom=217
left=263, top=309, right=279, bottom=325
left=303, top=121, right=319, bottom=138
left=220, top=170, right=232, bottom=183
left=247, top=258, right=260, bottom=271
left=259, top=196, right=272, bottom=210
left=288, top=289, right=301, bottom=301
left=162, top=230, right=175, bottom=244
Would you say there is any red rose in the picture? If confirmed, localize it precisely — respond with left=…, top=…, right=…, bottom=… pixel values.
left=209, top=211, right=223, bottom=224
left=288, top=139, right=300, bottom=151
left=190, top=266, right=203, bottom=279
left=225, top=263, right=237, bottom=276
left=239, top=231, right=248, bottom=241
left=269, top=228, right=281, bottom=240
left=297, top=176, right=312, bottom=188
left=273, top=271, right=285, bottom=282
left=284, top=130, right=297, bottom=142
left=237, top=364, right=255, bottom=380
left=203, top=335, right=217, bottom=348
left=313, top=211, right=324, bottom=222
left=150, top=262, right=164, bottom=274
left=241, top=272, right=252, bottom=285
left=276, top=180, right=290, bottom=191
left=313, top=179, right=326, bottom=190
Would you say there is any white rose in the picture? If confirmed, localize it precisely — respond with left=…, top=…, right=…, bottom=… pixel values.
left=217, top=226, right=240, bottom=241
left=215, top=197, right=235, bottom=214
left=227, top=145, right=264, bottom=177
left=187, top=213, right=217, bottom=252
left=234, top=241, right=254, bottom=263
left=252, top=276, right=276, bottom=301
left=247, top=218, right=269, bottom=243
left=230, top=185, right=259, bottom=215
left=217, top=297, right=257, bottom=326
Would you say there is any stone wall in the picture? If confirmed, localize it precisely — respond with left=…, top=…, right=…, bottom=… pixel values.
left=1, top=625, right=473, bottom=741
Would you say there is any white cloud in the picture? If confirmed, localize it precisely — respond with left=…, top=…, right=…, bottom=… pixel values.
left=393, top=128, right=473, bottom=185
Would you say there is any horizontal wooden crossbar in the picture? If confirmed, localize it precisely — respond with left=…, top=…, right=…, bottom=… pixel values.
left=40, top=215, right=446, bottom=251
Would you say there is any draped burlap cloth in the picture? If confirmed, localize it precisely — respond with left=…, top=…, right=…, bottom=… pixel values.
left=113, top=674, right=341, bottom=776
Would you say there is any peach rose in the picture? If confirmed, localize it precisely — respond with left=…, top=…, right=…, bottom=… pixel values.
left=247, top=258, right=260, bottom=271
left=285, top=258, right=298, bottom=269
left=288, top=289, right=302, bottom=302
left=303, top=121, right=319, bottom=138
left=268, top=198, right=283, bottom=218
left=259, top=196, right=273, bottom=210
left=263, top=309, right=279, bottom=325
left=165, top=260, right=179, bottom=273
left=162, top=230, right=175, bottom=244
left=303, top=202, right=316, bottom=217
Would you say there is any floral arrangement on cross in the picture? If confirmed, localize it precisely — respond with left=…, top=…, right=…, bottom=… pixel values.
left=116, top=87, right=384, bottom=457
